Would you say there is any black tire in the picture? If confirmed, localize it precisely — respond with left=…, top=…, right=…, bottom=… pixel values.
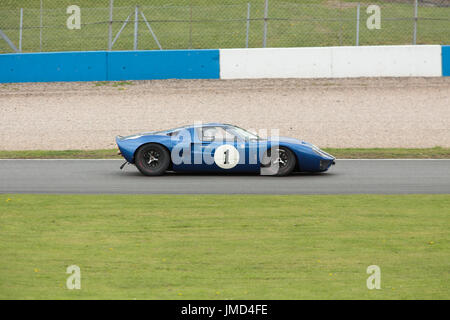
left=135, top=143, right=170, bottom=176
left=262, top=147, right=296, bottom=176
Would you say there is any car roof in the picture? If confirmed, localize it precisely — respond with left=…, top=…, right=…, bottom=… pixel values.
left=167, top=123, right=233, bottom=131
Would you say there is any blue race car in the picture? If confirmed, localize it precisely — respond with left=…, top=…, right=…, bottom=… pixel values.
left=116, top=123, right=335, bottom=176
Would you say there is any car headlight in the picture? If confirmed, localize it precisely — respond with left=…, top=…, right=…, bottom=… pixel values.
left=124, top=135, right=142, bottom=140
left=311, top=146, right=331, bottom=158
left=312, top=148, right=323, bottom=157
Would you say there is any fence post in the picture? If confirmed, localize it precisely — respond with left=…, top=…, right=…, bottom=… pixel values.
left=19, top=8, right=23, bottom=52
left=134, top=5, right=139, bottom=50
left=413, top=0, right=418, bottom=45
left=0, top=29, right=19, bottom=53
left=39, top=0, right=43, bottom=51
left=108, top=0, right=113, bottom=50
left=111, top=12, right=132, bottom=49
left=263, top=0, right=268, bottom=47
left=141, top=10, right=163, bottom=50
left=356, top=3, right=360, bottom=46
left=246, top=3, right=251, bottom=48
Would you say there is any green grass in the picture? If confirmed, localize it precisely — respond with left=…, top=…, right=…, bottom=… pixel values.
left=0, top=149, right=121, bottom=159
left=324, top=147, right=450, bottom=159
left=0, top=194, right=448, bottom=299
left=0, top=147, right=449, bottom=159
left=0, top=0, right=448, bottom=53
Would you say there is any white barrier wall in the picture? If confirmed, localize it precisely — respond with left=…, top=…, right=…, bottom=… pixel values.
left=220, top=45, right=442, bottom=79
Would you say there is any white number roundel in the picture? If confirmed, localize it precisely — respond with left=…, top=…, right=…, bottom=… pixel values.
left=214, top=144, right=240, bottom=169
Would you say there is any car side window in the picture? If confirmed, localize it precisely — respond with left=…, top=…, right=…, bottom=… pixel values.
left=198, top=126, right=237, bottom=142
left=167, top=130, right=179, bottom=137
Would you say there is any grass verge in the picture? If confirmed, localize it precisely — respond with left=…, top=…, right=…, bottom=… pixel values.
left=0, top=147, right=449, bottom=159
left=324, top=147, right=450, bottom=159
left=0, top=194, right=448, bottom=299
left=0, top=149, right=121, bottom=159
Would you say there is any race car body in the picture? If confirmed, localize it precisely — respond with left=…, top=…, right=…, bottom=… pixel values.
left=116, top=123, right=335, bottom=176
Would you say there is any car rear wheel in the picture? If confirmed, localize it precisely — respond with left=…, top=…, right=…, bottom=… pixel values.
left=135, top=144, right=170, bottom=176
left=262, top=147, right=296, bottom=176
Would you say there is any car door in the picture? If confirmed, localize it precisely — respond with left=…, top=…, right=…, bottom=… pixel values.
left=189, top=126, right=258, bottom=173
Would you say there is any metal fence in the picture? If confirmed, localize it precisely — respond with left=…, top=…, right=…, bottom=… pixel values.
left=0, top=0, right=449, bottom=53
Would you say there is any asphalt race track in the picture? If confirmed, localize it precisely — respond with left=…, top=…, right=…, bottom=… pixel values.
left=0, top=159, right=449, bottom=195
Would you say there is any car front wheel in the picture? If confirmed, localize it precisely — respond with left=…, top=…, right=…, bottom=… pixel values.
left=135, top=143, right=170, bottom=176
left=262, top=147, right=296, bottom=176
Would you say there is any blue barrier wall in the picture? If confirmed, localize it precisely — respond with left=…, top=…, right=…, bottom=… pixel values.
left=0, top=51, right=107, bottom=83
left=442, top=46, right=450, bottom=77
left=0, top=50, right=220, bottom=83
left=0, top=47, right=448, bottom=82
left=108, top=50, right=220, bottom=80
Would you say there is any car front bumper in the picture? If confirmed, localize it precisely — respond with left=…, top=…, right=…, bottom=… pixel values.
left=320, top=159, right=335, bottom=171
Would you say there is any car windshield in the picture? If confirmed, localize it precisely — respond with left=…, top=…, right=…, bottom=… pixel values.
left=228, top=126, right=261, bottom=140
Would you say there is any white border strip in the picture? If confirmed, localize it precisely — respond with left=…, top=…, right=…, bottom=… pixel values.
left=220, top=45, right=442, bottom=79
